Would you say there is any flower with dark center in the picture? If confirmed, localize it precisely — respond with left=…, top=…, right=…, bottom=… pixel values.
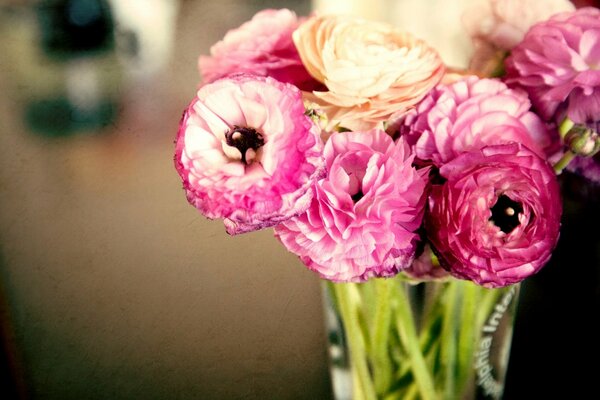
left=426, top=143, right=561, bottom=288
left=489, top=195, right=524, bottom=234
left=224, top=126, right=265, bottom=165
left=174, top=74, right=324, bottom=235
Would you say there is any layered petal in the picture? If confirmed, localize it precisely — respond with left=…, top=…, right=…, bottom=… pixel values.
left=426, top=143, right=562, bottom=287
left=174, top=74, right=324, bottom=234
left=398, top=76, right=555, bottom=167
left=275, top=130, right=428, bottom=282
left=505, top=7, right=600, bottom=123
left=293, top=14, right=444, bottom=131
left=463, top=0, right=574, bottom=74
left=198, top=9, right=320, bottom=91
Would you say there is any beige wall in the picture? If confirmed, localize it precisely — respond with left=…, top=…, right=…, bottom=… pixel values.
left=0, top=1, right=331, bottom=399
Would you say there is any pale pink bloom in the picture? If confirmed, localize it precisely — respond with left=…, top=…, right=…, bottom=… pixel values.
left=398, top=76, right=554, bottom=167
left=174, top=74, right=324, bottom=235
left=274, top=130, right=428, bottom=282
left=426, top=143, right=562, bottom=288
left=198, top=9, right=319, bottom=91
left=505, top=7, right=600, bottom=124
left=293, top=14, right=444, bottom=131
left=464, top=0, right=574, bottom=75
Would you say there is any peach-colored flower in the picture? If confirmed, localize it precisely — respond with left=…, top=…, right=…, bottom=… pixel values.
left=463, top=0, right=574, bottom=75
left=293, top=14, right=445, bottom=131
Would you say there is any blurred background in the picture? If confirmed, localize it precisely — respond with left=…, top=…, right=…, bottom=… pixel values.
left=0, top=1, right=598, bottom=399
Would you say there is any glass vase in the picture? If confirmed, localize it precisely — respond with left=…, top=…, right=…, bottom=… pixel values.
left=322, top=276, right=519, bottom=400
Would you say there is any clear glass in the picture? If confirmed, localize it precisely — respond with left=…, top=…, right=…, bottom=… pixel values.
left=322, top=277, right=519, bottom=400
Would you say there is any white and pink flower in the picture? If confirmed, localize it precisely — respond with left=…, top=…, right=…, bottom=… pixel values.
left=174, top=74, right=324, bottom=235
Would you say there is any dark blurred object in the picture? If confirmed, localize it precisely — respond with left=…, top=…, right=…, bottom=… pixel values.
left=0, top=1, right=123, bottom=137
left=0, top=267, right=27, bottom=400
left=24, top=97, right=117, bottom=137
left=1, top=325, right=25, bottom=400
left=572, top=0, right=600, bottom=7
left=36, top=0, right=114, bottom=59
left=505, top=172, right=600, bottom=399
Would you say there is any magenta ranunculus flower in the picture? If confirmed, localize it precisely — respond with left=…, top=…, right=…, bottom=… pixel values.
left=274, top=130, right=428, bottom=282
left=174, top=74, right=324, bottom=235
left=397, top=76, right=555, bottom=167
left=198, top=9, right=319, bottom=91
left=505, top=7, right=600, bottom=125
left=426, top=143, right=562, bottom=288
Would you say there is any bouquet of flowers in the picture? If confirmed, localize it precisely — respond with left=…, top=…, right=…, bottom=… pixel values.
left=173, top=2, right=599, bottom=399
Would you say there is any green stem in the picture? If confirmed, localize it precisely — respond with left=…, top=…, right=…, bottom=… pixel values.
left=475, top=289, right=503, bottom=330
left=393, top=286, right=438, bottom=400
left=333, top=283, right=377, bottom=400
left=371, top=278, right=393, bottom=395
left=553, top=150, right=576, bottom=174
left=456, top=282, right=479, bottom=394
left=388, top=340, right=441, bottom=399
left=440, top=282, right=460, bottom=399
left=559, top=117, right=575, bottom=139
left=553, top=116, right=580, bottom=174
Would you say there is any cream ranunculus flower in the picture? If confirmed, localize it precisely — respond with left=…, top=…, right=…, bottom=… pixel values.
left=463, top=0, right=575, bottom=75
left=293, top=14, right=445, bottom=132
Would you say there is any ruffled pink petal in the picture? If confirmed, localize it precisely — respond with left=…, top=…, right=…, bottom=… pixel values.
left=275, top=130, right=428, bottom=282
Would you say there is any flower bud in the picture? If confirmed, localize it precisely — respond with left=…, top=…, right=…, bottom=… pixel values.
left=563, top=124, right=600, bottom=158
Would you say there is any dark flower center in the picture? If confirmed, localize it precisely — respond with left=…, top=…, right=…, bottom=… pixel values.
left=225, top=126, right=265, bottom=164
left=351, top=190, right=364, bottom=203
left=490, top=195, right=523, bottom=233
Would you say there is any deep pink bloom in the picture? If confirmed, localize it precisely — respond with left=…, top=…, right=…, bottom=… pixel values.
left=398, top=76, right=555, bottom=167
left=174, top=74, right=324, bottom=235
left=198, top=9, right=319, bottom=91
left=505, top=7, right=600, bottom=125
left=274, top=130, right=428, bottom=282
left=426, top=143, right=562, bottom=288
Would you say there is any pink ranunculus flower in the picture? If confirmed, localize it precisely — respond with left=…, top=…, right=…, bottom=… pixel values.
left=274, top=130, right=429, bottom=283
left=293, top=14, right=445, bottom=131
left=397, top=76, right=555, bottom=167
left=198, top=9, right=320, bottom=91
left=463, top=0, right=574, bottom=75
left=505, top=7, right=600, bottom=124
left=174, top=74, right=324, bottom=235
left=426, top=143, right=562, bottom=288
